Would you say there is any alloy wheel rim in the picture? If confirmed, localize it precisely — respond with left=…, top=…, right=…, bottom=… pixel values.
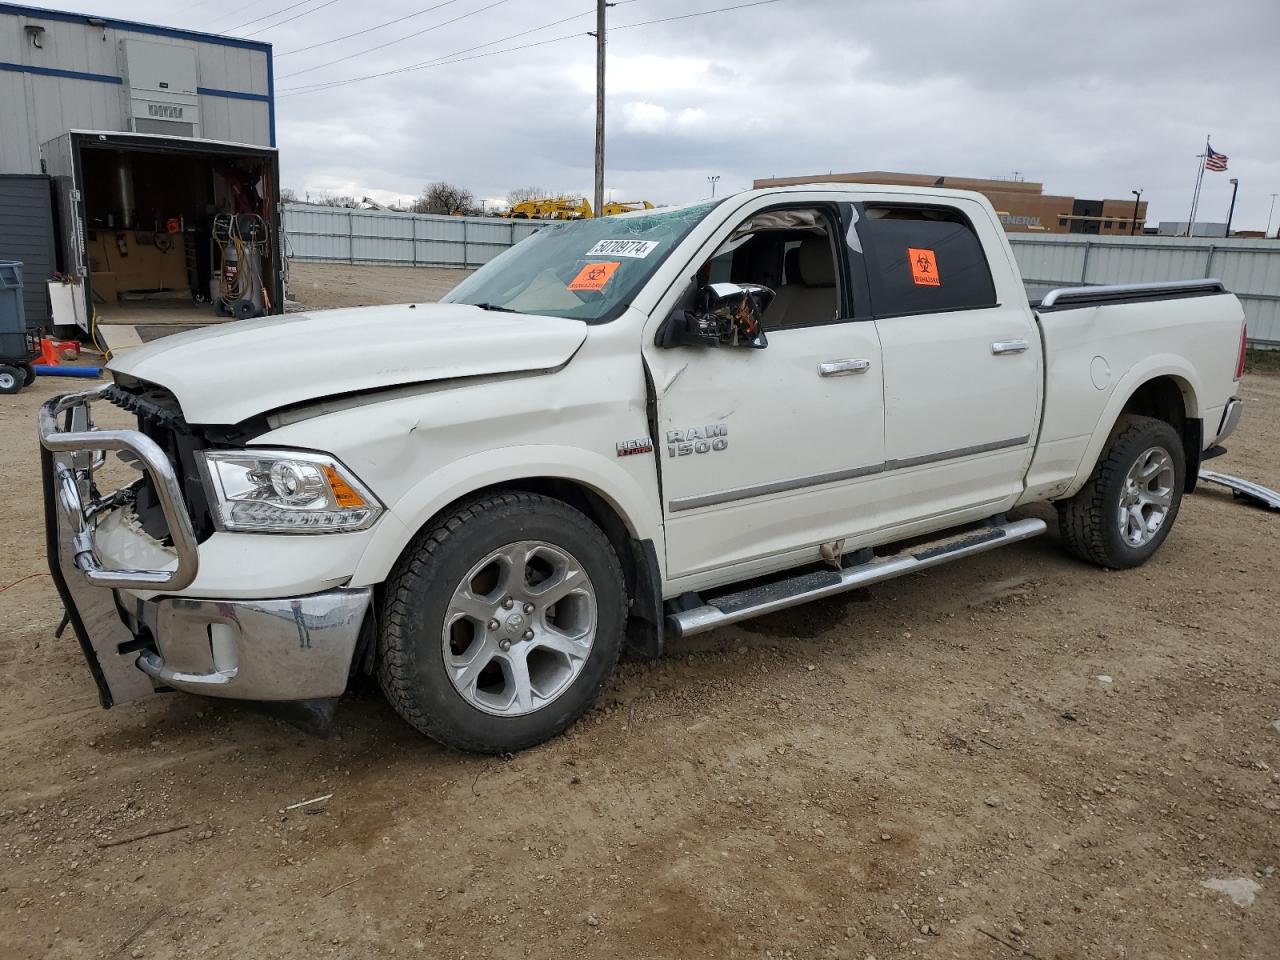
left=0, top=372, right=14, bottom=389
left=1118, top=446, right=1175, bottom=547
left=441, top=540, right=597, bottom=717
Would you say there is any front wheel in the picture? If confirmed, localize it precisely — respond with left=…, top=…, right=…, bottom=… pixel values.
left=378, top=492, right=626, bottom=753
left=1057, top=415, right=1185, bottom=569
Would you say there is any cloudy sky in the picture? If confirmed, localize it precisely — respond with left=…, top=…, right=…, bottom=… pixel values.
left=47, top=0, right=1280, bottom=229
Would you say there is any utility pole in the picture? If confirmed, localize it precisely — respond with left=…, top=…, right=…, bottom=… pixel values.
left=1225, top=178, right=1239, bottom=237
left=591, top=0, right=608, bottom=218
left=1266, top=193, right=1278, bottom=239
left=707, top=175, right=720, bottom=198
left=1130, top=188, right=1142, bottom=236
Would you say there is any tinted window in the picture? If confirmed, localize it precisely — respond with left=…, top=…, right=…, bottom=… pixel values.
left=857, top=206, right=997, bottom=317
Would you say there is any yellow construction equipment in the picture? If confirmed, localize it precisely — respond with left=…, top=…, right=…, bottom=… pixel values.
left=600, top=200, right=654, bottom=216
left=500, top=198, right=655, bottom=220
left=503, top=197, right=591, bottom=220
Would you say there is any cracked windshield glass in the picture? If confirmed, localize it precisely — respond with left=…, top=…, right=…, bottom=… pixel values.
left=442, top=201, right=719, bottom=323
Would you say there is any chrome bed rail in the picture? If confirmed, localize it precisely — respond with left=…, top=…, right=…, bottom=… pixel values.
left=1035, top=279, right=1227, bottom=311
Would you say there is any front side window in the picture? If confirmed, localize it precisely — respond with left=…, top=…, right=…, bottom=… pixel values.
left=857, top=205, right=997, bottom=317
left=443, top=201, right=719, bottom=323
left=693, top=206, right=844, bottom=331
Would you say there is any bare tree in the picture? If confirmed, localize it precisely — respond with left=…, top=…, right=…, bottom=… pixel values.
left=506, top=186, right=547, bottom=206
left=314, top=192, right=359, bottom=208
left=414, top=182, right=476, bottom=216
left=280, top=187, right=299, bottom=203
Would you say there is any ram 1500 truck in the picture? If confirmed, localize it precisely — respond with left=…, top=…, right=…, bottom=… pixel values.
left=40, top=185, right=1247, bottom=753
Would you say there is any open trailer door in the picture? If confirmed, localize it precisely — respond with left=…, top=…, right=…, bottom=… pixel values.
left=40, top=133, right=91, bottom=333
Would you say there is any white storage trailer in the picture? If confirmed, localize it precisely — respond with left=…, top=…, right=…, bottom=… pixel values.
left=42, top=129, right=283, bottom=331
left=1, top=4, right=281, bottom=331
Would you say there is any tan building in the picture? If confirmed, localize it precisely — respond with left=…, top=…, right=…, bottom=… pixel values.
left=751, top=171, right=1148, bottom=235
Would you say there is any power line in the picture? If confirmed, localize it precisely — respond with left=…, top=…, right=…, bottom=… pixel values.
left=279, top=28, right=583, bottom=95
left=278, top=0, right=767, bottom=97
left=242, top=0, right=345, bottom=37
left=278, top=0, right=514, bottom=78
left=612, top=0, right=782, bottom=32
left=197, top=1, right=261, bottom=30
left=222, top=0, right=325, bottom=34
left=278, top=0, right=463, bottom=57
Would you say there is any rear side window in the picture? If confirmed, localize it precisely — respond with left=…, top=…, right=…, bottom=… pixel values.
left=857, top=205, right=997, bottom=317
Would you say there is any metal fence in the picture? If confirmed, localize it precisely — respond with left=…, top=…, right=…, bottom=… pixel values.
left=1008, top=233, right=1280, bottom=346
left=283, top=204, right=1280, bottom=346
left=282, top=203, right=546, bottom=269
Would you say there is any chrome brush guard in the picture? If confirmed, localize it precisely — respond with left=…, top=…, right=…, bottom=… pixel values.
left=39, top=385, right=199, bottom=591
left=39, top=385, right=201, bottom=707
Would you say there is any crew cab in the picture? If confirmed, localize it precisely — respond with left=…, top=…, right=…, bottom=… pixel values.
left=39, top=185, right=1247, bottom=753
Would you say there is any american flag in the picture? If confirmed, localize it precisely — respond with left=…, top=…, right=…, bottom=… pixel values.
left=1205, top=145, right=1229, bottom=172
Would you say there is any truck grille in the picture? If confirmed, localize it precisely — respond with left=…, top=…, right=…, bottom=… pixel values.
left=103, top=383, right=218, bottom=542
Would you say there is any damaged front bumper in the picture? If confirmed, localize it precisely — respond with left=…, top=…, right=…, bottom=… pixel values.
left=39, top=386, right=370, bottom=709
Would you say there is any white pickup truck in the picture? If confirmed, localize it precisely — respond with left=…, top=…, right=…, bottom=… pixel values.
left=40, top=184, right=1247, bottom=753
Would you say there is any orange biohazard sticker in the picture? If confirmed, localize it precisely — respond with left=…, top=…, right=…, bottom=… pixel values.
left=908, top=247, right=940, bottom=286
left=568, top=261, right=621, bottom=291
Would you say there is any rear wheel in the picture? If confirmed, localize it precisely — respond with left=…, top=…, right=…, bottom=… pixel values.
left=0, top=365, right=22, bottom=394
left=378, top=492, right=626, bottom=753
left=19, top=363, right=35, bottom=386
left=1057, top=415, right=1185, bottom=569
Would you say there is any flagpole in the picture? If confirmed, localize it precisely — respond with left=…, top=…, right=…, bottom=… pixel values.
left=1186, top=135, right=1208, bottom=237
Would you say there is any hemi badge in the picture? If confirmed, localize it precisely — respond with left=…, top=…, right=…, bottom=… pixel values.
left=616, top=437, right=654, bottom=457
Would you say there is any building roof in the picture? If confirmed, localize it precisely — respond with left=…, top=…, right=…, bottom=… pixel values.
left=0, top=3, right=272, bottom=52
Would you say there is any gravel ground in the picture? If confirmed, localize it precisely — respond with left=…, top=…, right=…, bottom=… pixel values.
left=286, top=262, right=471, bottom=310
left=1, top=266, right=1277, bottom=959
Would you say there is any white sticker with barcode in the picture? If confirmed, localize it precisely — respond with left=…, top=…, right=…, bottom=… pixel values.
left=584, top=239, right=660, bottom=258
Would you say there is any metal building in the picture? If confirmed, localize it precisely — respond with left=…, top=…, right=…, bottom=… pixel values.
left=0, top=3, right=273, bottom=175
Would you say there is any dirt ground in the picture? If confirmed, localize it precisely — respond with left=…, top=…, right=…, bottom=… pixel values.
left=2, top=265, right=1278, bottom=959
left=286, top=262, right=471, bottom=310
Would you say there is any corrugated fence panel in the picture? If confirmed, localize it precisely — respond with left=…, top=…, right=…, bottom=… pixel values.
left=1009, top=234, right=1280, bottom=346
left=283, top=205, right=547, bottom=268
left=415, top=240, right=465, bottom=266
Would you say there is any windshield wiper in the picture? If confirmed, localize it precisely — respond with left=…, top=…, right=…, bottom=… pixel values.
left=472, top=302, right=523, bottom=314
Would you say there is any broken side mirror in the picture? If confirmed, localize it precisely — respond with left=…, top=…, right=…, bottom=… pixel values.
left=657, top=282, right=773, bottom=349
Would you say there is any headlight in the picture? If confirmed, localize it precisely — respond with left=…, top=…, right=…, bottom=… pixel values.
left=200, top=450, right=383, bottom=534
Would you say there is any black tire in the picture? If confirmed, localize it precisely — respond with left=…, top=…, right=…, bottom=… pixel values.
left=378, top=491, right=626, bottom=753
left=19, top=363, right=36, bottom=386
left=1057, top=414, right=1185, bottom=569
left=0, top=364, right=22, bottom=394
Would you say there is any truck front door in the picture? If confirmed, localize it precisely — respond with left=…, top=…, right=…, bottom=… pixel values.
left=643, top=197, right=885, bottom=585
left=854, top=198, right=1042, bottom=526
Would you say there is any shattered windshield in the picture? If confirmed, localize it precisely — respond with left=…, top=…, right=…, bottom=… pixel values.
left=442, top=200, right=721, bottom=323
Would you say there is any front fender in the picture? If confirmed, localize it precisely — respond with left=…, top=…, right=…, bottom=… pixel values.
left=349, top=444, right=663, bottom=587
left=1062, top=353, right=1201, bottom=498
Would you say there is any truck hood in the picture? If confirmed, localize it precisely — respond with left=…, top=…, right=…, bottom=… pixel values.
left=108, top=303, right=589, bottom=424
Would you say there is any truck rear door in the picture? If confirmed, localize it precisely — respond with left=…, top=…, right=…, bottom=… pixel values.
left=854, top=198, right=1041, bottom=523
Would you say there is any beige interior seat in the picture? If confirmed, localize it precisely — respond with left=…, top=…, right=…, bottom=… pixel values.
left=762, top=237, right=837, bottom=329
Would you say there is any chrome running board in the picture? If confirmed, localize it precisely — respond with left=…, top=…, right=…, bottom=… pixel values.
left=666, top=517, right=1048, bottom=639
left=1198, top=469, right=1280, bottom=510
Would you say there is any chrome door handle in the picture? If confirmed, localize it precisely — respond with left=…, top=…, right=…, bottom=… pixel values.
left=817, top=358, right=872, bottom=377
left=991, top=339, right=1029, bottom=355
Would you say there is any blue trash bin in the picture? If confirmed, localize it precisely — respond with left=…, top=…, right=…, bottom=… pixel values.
left=1, top=261, right=35, bottom=392
left=0, top=260, right=25, bottom=336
